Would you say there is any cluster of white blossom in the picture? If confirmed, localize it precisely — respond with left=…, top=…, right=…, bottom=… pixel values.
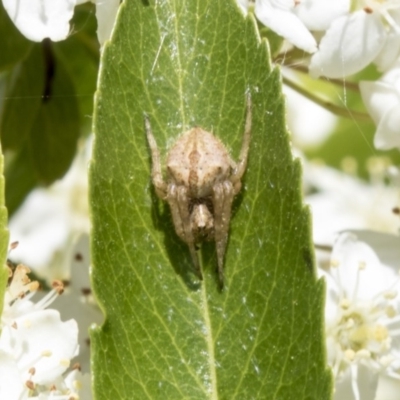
left=1, top=138, right=100, bottom=396
left=239, top=0, right=400, bottom=153
left=0, top=261, right=91, bottom=399
left=303, top=159, right=400, bottom=399
left=321, top=231, right=400, bottom=400
left=5, top=0, right=399, bottom=149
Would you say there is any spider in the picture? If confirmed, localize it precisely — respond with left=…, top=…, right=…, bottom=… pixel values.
left=145, top=93, right=251, bottom=288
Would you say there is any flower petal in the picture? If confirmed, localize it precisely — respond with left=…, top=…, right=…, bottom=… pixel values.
left=330, top=233, right=398, bottom=300
left=334, top=364, right=378, bottom=400
left=376, top=375, right=400, bottom=400
left=346, top=230, right=400, bottom=273
left=359, top=80, right=399, bottom=125
left=0, top=309, right=79, bottom=384
left=360, top=65, right=400, bottom=150
left=0, top=351, right=26, bottom=399
left=255, top=0, right=317, bottom=53
left=236, top=0, right=249, bottom=14
left=375, top=32, right=400, bottom=72
left=294, top=0, right=350, bottom=31
left=2, top=0, right=76, bottom=42
left=64, top=370, right=92, bottom=400
left=309, top=11, right=386, bottom=78
left=94, top=0, right=120, bottom=46
left=375, top=105, right=400, bottom=150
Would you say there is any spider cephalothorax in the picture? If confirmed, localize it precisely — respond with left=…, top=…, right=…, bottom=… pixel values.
left=145, top=93, right=251, bottom=288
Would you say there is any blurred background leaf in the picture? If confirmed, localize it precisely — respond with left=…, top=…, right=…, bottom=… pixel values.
left=0, top=1, right=32, bottom=71
left=0, top=4, right=99, bottom=216
left=296, top=65, right=400, bottom=179
left=0, top=150, right=9, bottom=322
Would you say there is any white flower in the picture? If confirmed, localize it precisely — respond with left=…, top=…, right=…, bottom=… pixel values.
left=9, top=137, right=91, bottom=277
left=2, top=0, right=76, bottom=42
left=61, top=368, right=92, bottom=400
left=9, top=139, right=102, bottom=373
left=49, top=233, right=103, bottom=372
left=0, top=264, right=81, bottom=398
left=293, top=0, right=349, bottom=31
left=305, top=162, right=400, bottom=246
left=310, top=1, right=400, bottom=78
left=254, top=0, right=318, bottom=53
left=29, top=368, right=92, bottom=399
left=77, top=0, right=120, bottom=46
left=322, top=232, right=400, bottom=400
left=254, top=0, right=348, bottom=53
left=2, top=0, right=119, bottom=45
left=0, top=350, right=26, bottom=399
left=360, top=63, right=400, bottom=151
left=374, top=30, right=400, bottom=72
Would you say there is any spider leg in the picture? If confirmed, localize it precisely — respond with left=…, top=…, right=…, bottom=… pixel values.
left=212, top=181, right=235, bottom=289
left=231, top=91, right=251, bottom=190
left=144, top=114, right=168, bottom=199
left=167, top=185, right=203, bottom=280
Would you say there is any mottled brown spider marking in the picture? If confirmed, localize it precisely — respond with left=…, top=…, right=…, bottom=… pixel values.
left=145, top=92, right=251, bottom=288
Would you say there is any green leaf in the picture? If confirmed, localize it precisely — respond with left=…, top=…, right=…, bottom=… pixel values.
left=257, top=25, right=284, bottom=58
left=90, top=0, right=332, bottom=399
left=2, top=41, right=81, bottom=213
left=54, top=3, right=100, bottom=133
left=0, top=1, right=32, bottom=71
left=4, top=144, right=38, bottom=216
left=1, top=45, right=44, bottom=150
left=0, top=147, right=9, bottom=322
left=29, top=43, right=81, bottom=184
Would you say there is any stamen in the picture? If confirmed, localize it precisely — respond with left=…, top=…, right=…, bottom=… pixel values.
left=340, top=298, right=351, bottom=309
left=350, top=363, right=361, bottom=400
left=19, top=350, right=52, bottom=373
left=9, top=241, right=19, bottom=250
left=379, top=355, right=394, bottom=367
left=345, top=318, right=355, bottom=329
left=345, top=348, right=356, bottom=361
left=330, top=259, right=340, bottom=268
left=59, top=359, right=71, bottom=368
left=356, top=349, right=371, bottom=359
left=73, top=379, right=82, bottom=390
left=25, top=380, right=35, bottom=390
left=373, top=325, right=388, bottom=341
left=372, top=273, right=400, bottom=302
left=72, top=363, right=81, bottom=371
left=352, top=260, right=365, bottom=301
left=384, top=290, right=398, bottom=300
left=332, top=352, right=342, bottom=377
left=52, top=280, right=65, bottom=295
left=330, top=259, right=346, bottom=297
left=34, top=289, right=61, bottom=310
left=385, top=305, right=396, bottom=318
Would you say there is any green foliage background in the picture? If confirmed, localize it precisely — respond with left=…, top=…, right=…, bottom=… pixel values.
left=0, top=152, right=8, bottom=318
left=0, top=3, right=99, bottom=215
left=90, top=0, right=332, bottom=399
